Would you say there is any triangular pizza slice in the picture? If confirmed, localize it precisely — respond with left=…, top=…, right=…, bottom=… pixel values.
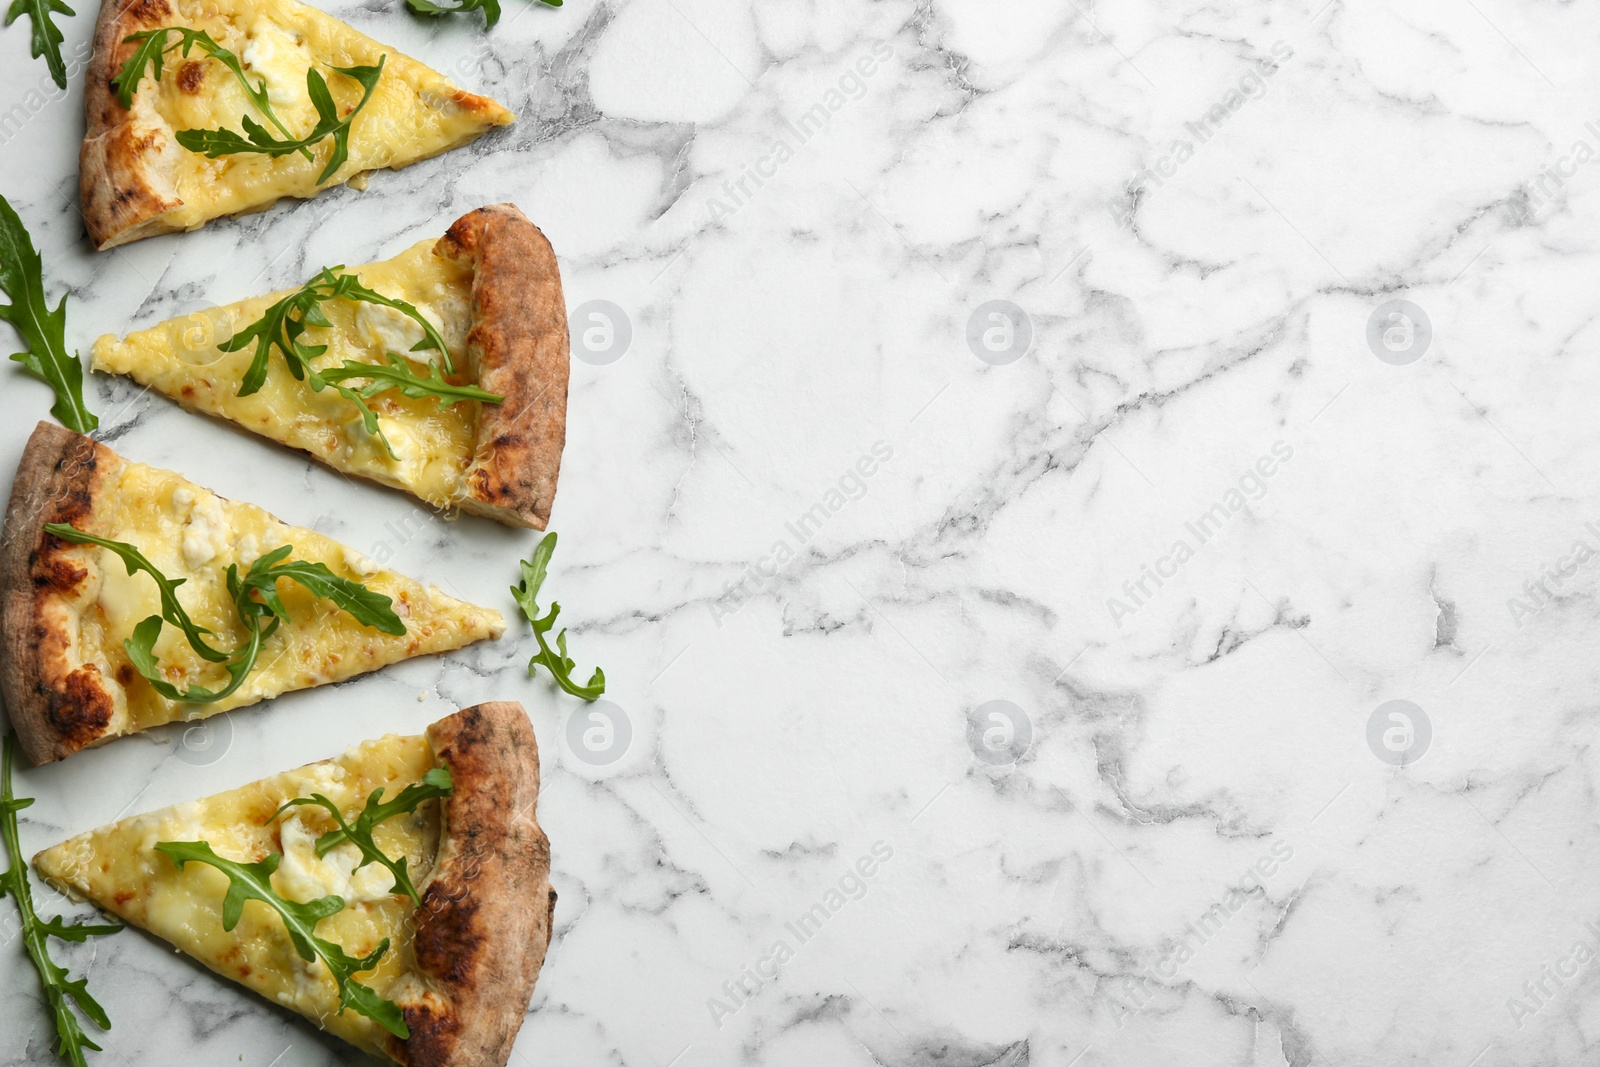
left=81, top=0, right=514, bottom=248
left=33, top=702, right=555, bottom=1066
left=0, top=422, right=505, bottom=766
left=93, top=204, right=568, bottom=529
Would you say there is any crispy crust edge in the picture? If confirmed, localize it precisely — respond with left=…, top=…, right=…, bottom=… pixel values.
left=436, top=205, right=570, bottom=530
left=0, top=422, right=119, bottom=766
left=389, top=701, right=554, bottom=1067
left=80, top=0, right=187, bottom=251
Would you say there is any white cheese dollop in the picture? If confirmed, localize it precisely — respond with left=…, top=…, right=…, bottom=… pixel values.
left=241, top=26, right=314, bottom=109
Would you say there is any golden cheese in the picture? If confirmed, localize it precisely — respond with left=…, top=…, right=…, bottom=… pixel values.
left=123, top=0, right=513, bottom=227
left=35, top=734, right=439, bottom=1059
left=93, top=240, right=482, bottom=509
left=61, top=455, right=503, bottom=742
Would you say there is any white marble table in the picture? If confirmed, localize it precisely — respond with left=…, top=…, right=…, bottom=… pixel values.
left=4, top=0, right=1600, bottom=1064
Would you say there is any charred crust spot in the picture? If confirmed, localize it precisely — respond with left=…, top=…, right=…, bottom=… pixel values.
left=46, top=666, right=114, bottom=747
left=177, top=61, right=205, bottom=94
left=396, top=1001, right=462, bottom=1065
left=115, top=664, right=135, bottom=686
left=126, top=0, right=171, bottom=21
left=30, top=442, right=99, bottom=595
left=34, top=550, right=88, bottom=594
left=413, top=888, right=486, bottom=985
left=180, top=384, right=196, bottom=398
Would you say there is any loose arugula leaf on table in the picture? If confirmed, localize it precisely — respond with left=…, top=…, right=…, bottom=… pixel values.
left=154, top=840, right=408, bottom=1038
left=2, top=734, right=124, bottom=1067
left=0, top=195, right=97, bottom=433
left=113, top=28, right=312, bottom=160
left=5, top=0, right=74, bottom=89
left=406, top=0, right=559, bottom=27
left=42, top=528, right=403, bottom=703
left=177, top=59, right=385, bottom=185
left=272, top=767, right=453, bottom=905
left=511, top=533, right=605, bottom=701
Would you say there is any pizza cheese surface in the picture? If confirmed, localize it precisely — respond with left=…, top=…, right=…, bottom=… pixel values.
left=122, top=0, right=512, bottom=227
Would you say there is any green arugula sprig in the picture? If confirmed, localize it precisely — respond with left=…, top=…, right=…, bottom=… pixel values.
left=406, top=0, right=560, bottom=29
left=5, top=0, right=74, bottom=89
left=2, top=734, right=124, bottom=1067
left=114, top=28, right=313, bottom=161
left=320, top=352, right=502, bottom=407
left=219, top=265, right=500, bottom=458
left=272, top=767, right=453, bottom=906
left=154, top=840, right=408, bottom=1038
left=511, top=533, right=605, bottom=701
left=42, top=528, right=404, bottom=703
left=0, top=195, right=97, bottom=434
left=177, top=59, right=385, bottom=184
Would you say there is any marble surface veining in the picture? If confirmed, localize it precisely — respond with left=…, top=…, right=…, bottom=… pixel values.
left=4, top=0, right=1600, bottom=1064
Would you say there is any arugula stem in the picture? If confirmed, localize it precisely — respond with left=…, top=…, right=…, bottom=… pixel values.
left=0, top=195, right=97, bottom=434
left=2, top=734, right=123, bottom=1067
left=511, top=533, right=606, bottom=701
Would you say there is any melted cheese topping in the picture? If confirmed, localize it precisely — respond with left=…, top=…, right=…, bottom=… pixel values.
left=127, top=0, right=513, bottom=227
left=59, top=456, right=503, bottom=741
left=35, top=734, right=440, bottom=1059
left=92, top=240, right=480, bottom=508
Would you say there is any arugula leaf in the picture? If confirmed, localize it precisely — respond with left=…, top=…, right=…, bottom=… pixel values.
left=43, top=525, right=403, bottom=703
left=0, top=196, right=97, bottom=434
left=511, top=533, right=605, bottom=701
left=154, top=841, right=408, bottom=1038
left=406, top=0, right=559, bottom=27
left=114, top=28, right=312, bottom=160
left=176, top=60, right=385, bottom=185
left=2, top=734, right=124, bottom=1067
left=320, top=353, right=503, bottom=408
left=242, top=557, right=406, bottom=636
left=5, top=0, right=74, bottom=89
left=272, top=767, right=453, bottom=905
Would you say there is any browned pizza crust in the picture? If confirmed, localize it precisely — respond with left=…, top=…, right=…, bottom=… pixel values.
left=386, top=701, right=556, bottom=1067
left=436, top=205, right=570, bottom=530
left=81, top=0, right=188, bottom=250
left=0, top=422, right=124, bottom=766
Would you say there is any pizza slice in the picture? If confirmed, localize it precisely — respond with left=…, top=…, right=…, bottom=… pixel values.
left=81, top=0, right=514, bottom=249
left=33, top=701, right=555, bottom=1067
left=92, top=204, right=568, bottom=529
left=0, top=422, right=505, bottom=766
